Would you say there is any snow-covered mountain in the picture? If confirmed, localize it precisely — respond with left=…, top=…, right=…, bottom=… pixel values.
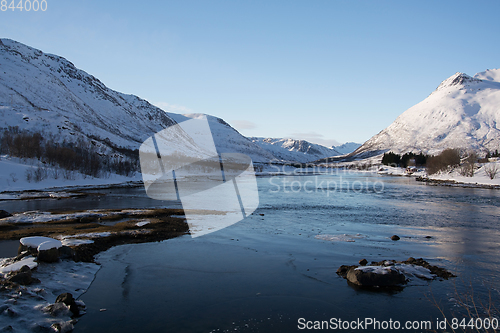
left=0, top=39, right=275, bottom=162
left=352, top=70, right=500, bottom=158
left=331, top=142, right=361, bottom=155
left=167, top=114, right=276, bottom=162
left=249, top=137, right=341, bottom=163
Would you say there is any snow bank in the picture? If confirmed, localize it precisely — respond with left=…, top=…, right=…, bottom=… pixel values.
left=0, top=156, right=141, bottom=193
left=20, top=236, right=62, bottom=250
left=427, top=161, right=500, bottom=187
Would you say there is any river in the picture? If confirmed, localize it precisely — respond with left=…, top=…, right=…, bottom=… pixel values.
left=5, top=171, right=500, bottom=332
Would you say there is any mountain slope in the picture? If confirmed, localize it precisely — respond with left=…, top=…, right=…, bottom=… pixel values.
left=249, top=137, right=340, bottom=163
left=353, top=70, right=500, bottom=157
left=0, top=38, right=178, bottom=148
left=0, top=38, right=274, bottom=162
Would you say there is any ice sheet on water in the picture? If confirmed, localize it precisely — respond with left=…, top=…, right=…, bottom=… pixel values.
left=314, top=233, right=365, bottom=242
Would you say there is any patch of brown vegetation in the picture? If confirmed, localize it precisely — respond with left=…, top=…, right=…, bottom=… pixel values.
left=0, top=208, right=187, bottom=240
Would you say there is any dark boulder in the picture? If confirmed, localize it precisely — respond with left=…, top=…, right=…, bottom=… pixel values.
left=336, top=265, right=357, bottom=279
left=38, top=247, right=60, bottom=263
left=6, top=265, right=35, bottom=285
left=58, top=246, right=75, bottom=260
left=56, top=293, right=80, bottom=316
left=44, top=302, right=71, bottom=317
left=391, top=235, right=400, bottom=241
left=359, top=259, right=368, bottom=266
left=0, top=210, right=12, bottom=219
left=346, top=266, right=407, bottom=287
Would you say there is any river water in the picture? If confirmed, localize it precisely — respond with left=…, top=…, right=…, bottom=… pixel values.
left=6, top=171, right=500, bottom=332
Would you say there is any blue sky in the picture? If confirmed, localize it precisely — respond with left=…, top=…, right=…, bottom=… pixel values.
left=2, top=0, right=500, bottom=146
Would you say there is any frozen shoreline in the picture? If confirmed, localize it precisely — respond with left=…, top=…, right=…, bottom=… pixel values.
left=0, top=254, right=100, bottom=332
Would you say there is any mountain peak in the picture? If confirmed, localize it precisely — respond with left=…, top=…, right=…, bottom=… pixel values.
left=352, top=68, right=500, bottom=158
left=435, top=72, right=481, bottom=92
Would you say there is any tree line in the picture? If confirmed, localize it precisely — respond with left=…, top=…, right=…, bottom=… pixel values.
left=382, top=148, right=499, bottom=177
left=0, top=126, right=139, bottom=179
left=381, top=152, right=428, bottom=168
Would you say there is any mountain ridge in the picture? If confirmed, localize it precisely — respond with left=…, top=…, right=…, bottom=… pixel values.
left=0, top=38, right=281, bottom=163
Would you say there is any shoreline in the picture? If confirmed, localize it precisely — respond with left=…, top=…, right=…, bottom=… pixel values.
left=0, top=207, right=190, bottom=331
left=415, top=176, right=500, bottom=190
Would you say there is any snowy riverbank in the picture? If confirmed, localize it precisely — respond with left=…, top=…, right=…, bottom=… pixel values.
left=0, top=156, right=142, bottom=196
left=377, top=161, right=500, bottom=189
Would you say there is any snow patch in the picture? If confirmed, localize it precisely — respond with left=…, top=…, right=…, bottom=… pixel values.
left=135, top=221, right=150, bottom=227
left=61, top=238, right=94, bottom=246
left=0, top=256, right=37, bottom=275
left=355, top=265, right=394, bottom=275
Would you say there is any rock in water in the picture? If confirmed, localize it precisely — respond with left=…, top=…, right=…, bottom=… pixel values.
left=346, top=266, right=407, bottom=287
left=391, top=235, right=400, bottom=241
